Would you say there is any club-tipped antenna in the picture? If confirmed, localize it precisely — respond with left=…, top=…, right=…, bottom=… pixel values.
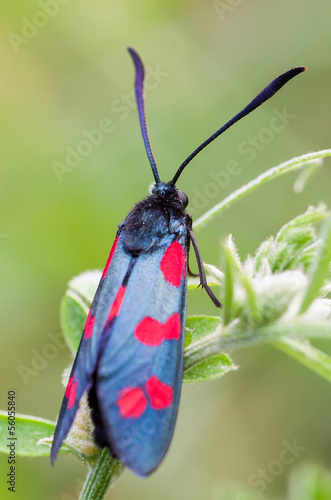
left=172, top=66, right=306, bottom=185
left=128, top=47, right=161, bottom=184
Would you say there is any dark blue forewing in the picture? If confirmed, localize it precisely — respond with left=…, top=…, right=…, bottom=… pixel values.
left=96, top=235, right=187, bottom=476
left=51, top=232, right=132, bottom=463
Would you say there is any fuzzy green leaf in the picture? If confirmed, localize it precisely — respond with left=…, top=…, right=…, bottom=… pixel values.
left=204, top=263, right=224, bottom=284
left=264, top=205, right=327, bottom=273
left=254, top=237, right=273, bottom=272
left=300, top=215, right=331, bottom=313
left=184, top=317, right=234, bottom=382
left=185, top=316, right=221, bottom=343
left=223, top=236, right=239, bottom=325
left=61, top=295, right=88, bottom=354
left=184, top=329, right=193, bottom=348
left=183, top=353, right=236, bottom=383
left=0, top=412, right=69, bottom=457
left=240, top=272, right=259, bottom=326
left=61, top=271, right=100, bottom=353
left=187, top=278, right=219, bottom=290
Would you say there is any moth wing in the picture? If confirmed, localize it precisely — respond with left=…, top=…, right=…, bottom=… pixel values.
left=96, top=238, right=187, bottom=476
left=51, top=232, right=133, bottom=463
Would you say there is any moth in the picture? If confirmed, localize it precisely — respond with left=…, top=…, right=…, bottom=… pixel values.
left=51, top=48, right=305, bottom=476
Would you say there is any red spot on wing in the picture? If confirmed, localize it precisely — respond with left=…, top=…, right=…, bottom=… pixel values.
left=107, top=285, right=126, bottom=322
left=84, top=310, right=95, bottom=339
left=101, top=236, right=119, bottom=280
left=145, top=376, right=173, bottom=409
left=65, top=376, right=78, bottom=409
left=161, top=241, right=185, bottom=287
left=65, top=377, right=73, bottom=399
left=117, top=387, right=147, bottom=419
left=134, top=313, right=181, bottom=346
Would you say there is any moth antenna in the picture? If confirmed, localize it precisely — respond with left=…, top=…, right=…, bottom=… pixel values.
left=128, top=47, right=161, bottom=184
left=172, top=66, right=307, bottom=185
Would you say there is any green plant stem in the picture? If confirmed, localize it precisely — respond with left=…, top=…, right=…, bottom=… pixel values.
left=274, top=337, right=331, bottom=383
left=193, top=149, right=331, bottom=230
left=79, top=448, right=124, bottom=500
left=184, top=321, right=331, bottom=371
left=300, top=215, right=331, bottom=313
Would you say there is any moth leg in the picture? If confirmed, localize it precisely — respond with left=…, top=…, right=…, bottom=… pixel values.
left=188, top=266, right=199, bottom=278
left=189, top=229, right=222, bottom=308
left=187, top=247, right=199, bottom=278
left=185, top=216, right=199, bottom=277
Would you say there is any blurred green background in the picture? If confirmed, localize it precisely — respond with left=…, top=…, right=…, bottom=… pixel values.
left=1, top=1, right=331, bottom=499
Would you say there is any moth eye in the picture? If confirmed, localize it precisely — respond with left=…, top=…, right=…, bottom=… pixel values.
left=177, top=190, right=188, bottom=208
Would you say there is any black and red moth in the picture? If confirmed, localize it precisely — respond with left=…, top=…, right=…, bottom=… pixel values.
left=51, top=48, right=305, bottom=476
